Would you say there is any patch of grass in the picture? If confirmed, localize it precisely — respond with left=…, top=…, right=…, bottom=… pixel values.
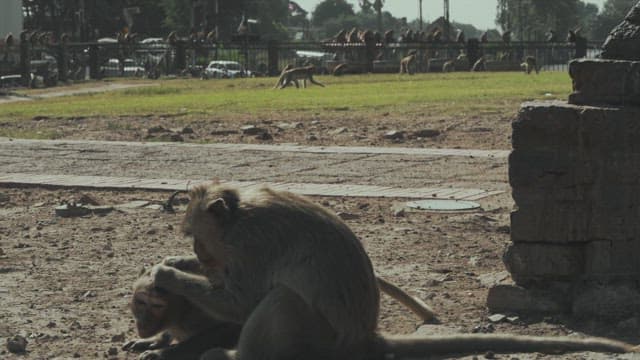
left=0, top=72, right=571, bottom=121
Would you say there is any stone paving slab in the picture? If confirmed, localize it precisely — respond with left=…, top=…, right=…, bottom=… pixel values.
left=0, top=138, right=509, bottom=198
left=0, top=173, right=502, bottom=200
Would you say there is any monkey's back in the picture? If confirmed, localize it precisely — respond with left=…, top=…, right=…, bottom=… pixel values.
left=221, top=187, right=380, bottom=343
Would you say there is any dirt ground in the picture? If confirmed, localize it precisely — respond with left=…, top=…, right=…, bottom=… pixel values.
left=1, top=88, right=639, bottom=359
left=1, top=186, right=637, bottom=360
left=5, top=109, right=513, bottom=150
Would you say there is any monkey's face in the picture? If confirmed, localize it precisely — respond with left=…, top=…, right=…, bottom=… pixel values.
left=131, top=287, right=170, bottom=338
left=184, top=202, right=227, bottom=272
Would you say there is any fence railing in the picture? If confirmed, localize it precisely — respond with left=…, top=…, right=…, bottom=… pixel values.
left=0, top=39, right=601, bottom=88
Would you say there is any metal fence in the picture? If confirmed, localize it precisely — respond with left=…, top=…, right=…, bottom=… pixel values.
left=0, top=39, right=601, bottom=88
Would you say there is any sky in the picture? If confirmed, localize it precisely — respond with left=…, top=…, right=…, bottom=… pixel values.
left=295, top=0, right=608, bottom=30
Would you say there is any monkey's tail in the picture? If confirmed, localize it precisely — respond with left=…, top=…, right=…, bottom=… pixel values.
left=376, top=277, right=438, bottom=324
left=375, top=334, right=638, bottom=357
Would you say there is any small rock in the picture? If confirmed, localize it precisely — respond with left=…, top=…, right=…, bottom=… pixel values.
left=383, top=130, right=405, bottom=140
left=506, top=316, right=520, bottom=324
left=111, top=333, right=125, bottom=343
left=0, top=192, right=9, bottom=203
left=82, top=290, right=96, bottom=298
left=468, top=256, right=481, bottom=267
left=241, top=125, right=266, bottom=135
left=210, top=129, right=238, bottom=136
left=147, top=125, right=168, bottom=134
left=411, top=129, right=441, bottom=138
left=87, top=205, right=114, bottom=215
left=147, top=228, right=158, bottom=235
left=496, top=225, right=510, bottom=234
left=277, top=122, right=303, bottom=130
left=477, top=271, right=510, bottom=288
left=393, top=208, right=405, bottom=217
left=144, top=204, right=163, bottom=211
left=484, top=350, right=496, bottom=359
left=180, top=127, right=194, bottom=134
left=117, top=201, right=150, bottom=209
left=169, top=133, right=184, bottom=142
left=488, top=313, right=507, bottom=323
left=55, top=204, right=91, bottom=218
left=329, top=127, right=348, bottom=135
left=7, top=335, right=27, bottom=354
left=306, top=134, right=318, bottom=141
left=107, top=346, right=118, bottom=356
left=78, top=194, right=101, bottom=206
left=472, top=323, right=495, bottom=333
left=46, top=321, right=57, bottom=328
left=33, top=202, right=46, bottom=207
left=255, top=132, right=273, bottom=140
left=336, top=212, right=360, bottom=220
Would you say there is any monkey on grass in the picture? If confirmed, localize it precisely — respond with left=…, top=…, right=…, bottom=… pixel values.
left=399, top=50, right=417, bottom=75
left=149, top=183, right=639, bottom=360
left=274, top=65, right=324, bottom=89
left=521, top=56, right=539, bottom=74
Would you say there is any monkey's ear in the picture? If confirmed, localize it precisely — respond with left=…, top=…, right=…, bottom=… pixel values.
left=206, top=198, right=229, bottom=216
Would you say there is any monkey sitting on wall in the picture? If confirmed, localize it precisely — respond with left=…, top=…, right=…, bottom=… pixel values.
left=149, top=183, right=639, bottom=360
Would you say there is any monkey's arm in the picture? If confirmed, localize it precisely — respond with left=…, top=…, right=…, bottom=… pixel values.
left=162, top=255, right=201, bottom=273
left=377, top=276, right=438, bottom=324
left=151, top=264, right=245, bottom=324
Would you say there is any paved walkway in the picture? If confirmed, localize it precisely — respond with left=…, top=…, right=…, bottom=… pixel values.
left=0, top=138, right=509, bottom=200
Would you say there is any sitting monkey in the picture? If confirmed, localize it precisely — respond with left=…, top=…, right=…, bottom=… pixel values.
left=521, top=56, right=539, bottom=74
left=399, top=50, right=417, bottom=75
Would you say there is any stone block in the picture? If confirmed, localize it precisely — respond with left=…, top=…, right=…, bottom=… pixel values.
left=569, top=59, right=640, bottom=106
left=512, top=102, right=581, bottom=151
left=572, top=282, right=640, bottom=321
left=510, top=205, right=590, bottom=243
left=585, top=240, right=640, bottom=278
left=503, top=243, right=584, bottom=284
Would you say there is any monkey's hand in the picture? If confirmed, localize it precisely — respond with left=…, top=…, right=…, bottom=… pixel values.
left=161, top=255, right=201, bottom=273
left=123, top=332, right=171, bottom=352
left=150, top=264, right=181, bottom=290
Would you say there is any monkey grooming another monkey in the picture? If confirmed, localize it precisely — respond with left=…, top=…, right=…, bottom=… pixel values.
left=150, top=183, right=638, bottom=360
left=124, top=266, right=242, bottom=360
left=399, top=50, right=417, bottom=75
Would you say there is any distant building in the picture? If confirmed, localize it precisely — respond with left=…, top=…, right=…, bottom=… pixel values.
left=0, top=0, right=22, bottom=42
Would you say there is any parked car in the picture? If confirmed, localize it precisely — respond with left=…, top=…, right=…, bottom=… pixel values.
left=202, top=60, right=253, bottom=79
left=101, top=58, right=145, bottom=77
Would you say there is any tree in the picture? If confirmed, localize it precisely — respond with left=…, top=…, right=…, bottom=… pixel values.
left=495, top=0, right=597, bottom=41
left=591, top=0, right=636, bottom=40
left=312, top=0, right=355, bottom=26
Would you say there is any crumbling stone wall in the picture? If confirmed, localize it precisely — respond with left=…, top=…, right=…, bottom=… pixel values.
left=488, top=1, right=640, bottom=320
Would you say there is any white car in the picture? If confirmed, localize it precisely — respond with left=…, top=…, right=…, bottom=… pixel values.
left=202, top=60, right=253, bottom=79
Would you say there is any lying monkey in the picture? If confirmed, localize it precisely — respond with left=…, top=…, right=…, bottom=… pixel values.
left=150, top=184, right=638, bottom=359
left=274, top=65, right=324, bottom=89
left=124, top=265, right=242, bottom=360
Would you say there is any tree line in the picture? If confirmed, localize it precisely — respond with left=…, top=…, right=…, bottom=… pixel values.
left=19, top=0, right=637, bottom=43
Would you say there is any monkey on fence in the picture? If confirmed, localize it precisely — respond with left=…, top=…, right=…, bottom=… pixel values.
left=147, top=182, right=639, bottom=360
left=274, top=65, right=324, bottom=89
left=521, top=56, right=539, bottom=74
left=399, top=50, right=417, bottom=75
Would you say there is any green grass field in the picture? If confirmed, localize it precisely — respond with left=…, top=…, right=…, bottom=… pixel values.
left=0, top=72, right=571, bottom=121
